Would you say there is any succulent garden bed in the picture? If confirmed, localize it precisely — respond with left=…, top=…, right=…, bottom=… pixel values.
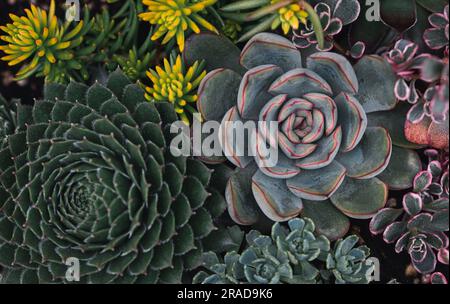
left=0, top=0, right=448, bottom=284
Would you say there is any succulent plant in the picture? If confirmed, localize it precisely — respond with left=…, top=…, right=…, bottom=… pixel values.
left=185, top=32, right=422, bottom=240
left=222, top=20, right=243, bottom=42
left=143, top=54, right=206, bottom=125
left=219, top=0, right=325, bottom=46
left=381, top=38, right=449, bottom=149
left=385, top=40, right=427, bottom=105
left=0, top=0, right=92, bottom=82
left=111, top=43, right=156, bottom=83
left=323, top=235, right=373, bottom=284
left=194, top=217, right=372, bottom=284
left=428, top=272, right=448, bottom=284
left=238, top=230, right=294, bottom=284
left=370, top=149, right=449, bottom=274
left=0, top=69, right=232, bottom=284
left=424, top=5, right=449, bottom=54
left=0, top=94, right=18, bottom=149
left=139, top=0, right=219, bottom=52
left=272, top=217, right=329, bottom=281
left=293, top=0, right=362, bottom=53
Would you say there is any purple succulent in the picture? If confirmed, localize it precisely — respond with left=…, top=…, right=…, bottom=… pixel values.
left=384, top=40, right=429, bottom=105
left=424, top=5, right=449, bottom=55
left=370, top=149, right=449, bottom=274
left=292, top=0, right=364, bottom=57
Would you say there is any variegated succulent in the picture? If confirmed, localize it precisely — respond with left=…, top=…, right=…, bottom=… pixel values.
left=185, top=32, right=422, bottom=240
left=0, top=70, right=231, bottom=284
left=384, top=39, right=449, bottom=149
left=293, top=0, right=363, bottom=55
left=370, top=149, right=449, bottom=274
left=424, top=5, right=449, bottom=54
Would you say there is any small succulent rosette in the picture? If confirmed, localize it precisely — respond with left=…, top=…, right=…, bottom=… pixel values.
left=186, top=32, right=422, bottom=240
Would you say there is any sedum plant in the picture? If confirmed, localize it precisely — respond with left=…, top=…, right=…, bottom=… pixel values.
left=0, top=0, right=91, bottom=82
left=185, top=32, right=422, bottom=240
left=370, top=149, right=449, bottom=274
left=139, top=0, right=219, bottom=52
left=194, top=218, right=373, bottom=284
left=143, top=54, right=206, bottom=125
left=0, top=70, right=230, bottom=284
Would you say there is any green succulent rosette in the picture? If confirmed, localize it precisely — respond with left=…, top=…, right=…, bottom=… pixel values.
left=0, top=70, right=231, bottom=284
left=185, top=32, right=422, bottom=240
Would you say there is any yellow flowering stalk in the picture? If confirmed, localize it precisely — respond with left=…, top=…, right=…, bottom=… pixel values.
left=144, top=54, right=206, bottom=124
left=0, top=0, right=88, bottom=82
left=139, top=0, right=219, bottom=52
left=220, top=0, right=323, bottom=48
left=271, top=0, right=308, bottom=34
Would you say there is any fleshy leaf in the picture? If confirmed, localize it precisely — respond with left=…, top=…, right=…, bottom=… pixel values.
left=197, top=69, right=242, bottom=121
left=240, top=33, right=302, bottom=72
left=377, top=146, right=422, bottom=190
left=252, top=170, right=303, bottom=222
left=335, top=127, right=392, bottom=179
left=353, top=55, right=397, bottom=113
left=286, top=161, right=347, bottom=201
left=301, top=200, right=350, bottom=241
left=307, top=52, right=358, bottom=94
left=331, top=177, right=388, bottom=219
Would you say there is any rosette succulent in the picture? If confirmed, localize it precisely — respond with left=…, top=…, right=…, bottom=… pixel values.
left=370, top=151, right=449, bottom=274
left=186, top=32, right=421, bottom=240
left=238, top=230, right=294, bottom=284
left=0, top=70, right=229, bottom=283
left=194, top=217, right=372, bottom=284
left=272, top=218, right=329, bottom=281
left=324, top=235, right=373, bottom=284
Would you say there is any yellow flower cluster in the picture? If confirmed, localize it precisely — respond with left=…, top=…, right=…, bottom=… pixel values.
left=145, top=55, right=206, bottom=124
left=271, top=0, right=309, bottom=34
left=0, top=0, right=84, bottom=80
left=140, top=0, right=219, bottom=52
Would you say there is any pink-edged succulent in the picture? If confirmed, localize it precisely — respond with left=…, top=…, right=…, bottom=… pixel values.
left=384, top=39, right=449, bottom=149
left=370, top=149, right=449, bottom=274
left=424, top=5, right=449, bottom=55
left=292, top=0, right=364, bottom=57
left=424, top=272, right=448, bottom=284
left=184, top=32, right=422, bottom=241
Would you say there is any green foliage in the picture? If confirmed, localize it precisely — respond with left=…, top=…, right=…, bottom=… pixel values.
left=0, top=70, right=232, bottom=284
left=194, top=218, right=373, bottom=284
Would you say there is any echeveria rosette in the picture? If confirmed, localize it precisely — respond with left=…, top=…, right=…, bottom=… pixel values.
left=0, top=70, right=230, bottom=284
left=272, top=218, right=329, bottom=282
left=239, top=230, right=293, bottom=284
left=324, top=235, right=373, bottom=284
left=186, top=32, right=422, bottom=240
